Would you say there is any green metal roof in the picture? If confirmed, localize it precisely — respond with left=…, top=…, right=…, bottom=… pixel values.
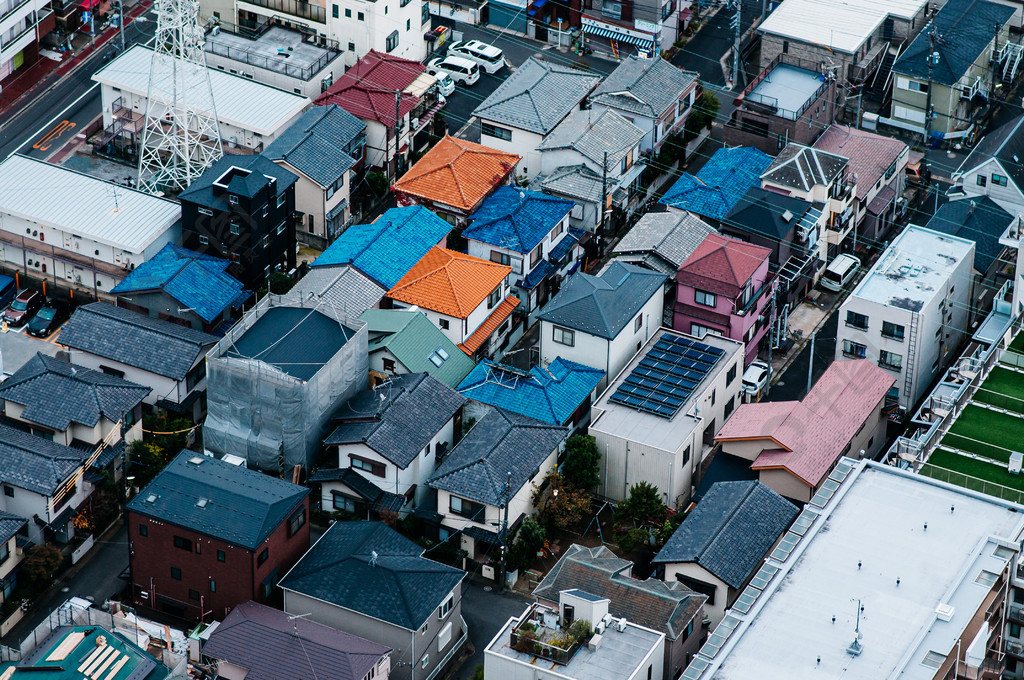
left=359, top=309, right=474, bottom=388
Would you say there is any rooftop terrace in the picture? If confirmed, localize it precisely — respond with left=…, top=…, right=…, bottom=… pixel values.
left=205, top=24, right=341, bottom=81
left=745, top=63, right=828, bottom=120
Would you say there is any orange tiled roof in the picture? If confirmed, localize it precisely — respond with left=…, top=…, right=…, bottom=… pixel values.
left=459, top=295, right=519, bottom=355
left=393, top=135, right=522, bottom=212
left=387, top=246, right=512, bottom=318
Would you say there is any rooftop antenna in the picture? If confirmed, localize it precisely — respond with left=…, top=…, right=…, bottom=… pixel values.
left=369, top=550, right=379, bottom=567
left=846, top=599, right=864, bottom=657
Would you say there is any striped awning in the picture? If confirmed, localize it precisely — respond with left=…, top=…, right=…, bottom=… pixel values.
left=582, top=23, right=654, bottom=49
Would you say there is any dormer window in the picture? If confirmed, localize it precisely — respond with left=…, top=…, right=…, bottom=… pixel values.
left=229, top=195, right=239, bottom=205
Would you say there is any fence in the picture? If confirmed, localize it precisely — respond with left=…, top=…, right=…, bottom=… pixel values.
left=919, top=464, right=1024, bottom=505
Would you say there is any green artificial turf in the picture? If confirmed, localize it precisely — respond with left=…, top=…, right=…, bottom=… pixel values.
left=923, top=449, right=1024, bottom=499
left=974, top=367, right=1024, bottom=413
left=943, top=404, right=1024, bottom=463
left=1009, top=330, right=1024, bottom=354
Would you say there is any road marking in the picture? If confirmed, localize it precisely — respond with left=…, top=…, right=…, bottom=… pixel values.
left=13, top=83, right=98, bottom=160
left=33, top=120, right=77, bottom=151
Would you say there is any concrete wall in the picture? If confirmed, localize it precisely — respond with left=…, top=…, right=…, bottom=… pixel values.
left=327, top=0, right=427, bottom=67
left=479, top=121, right=544, bottom=181
left=661, top=562, right=730, bottom=628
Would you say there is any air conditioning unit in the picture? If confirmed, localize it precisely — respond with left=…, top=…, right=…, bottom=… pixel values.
left=595, top=621, right=606, bottom=635
left=616, top=618, right=628, bottom=633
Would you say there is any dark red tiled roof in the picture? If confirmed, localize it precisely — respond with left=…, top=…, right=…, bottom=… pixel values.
left=315, top=50, right=425, bottom=125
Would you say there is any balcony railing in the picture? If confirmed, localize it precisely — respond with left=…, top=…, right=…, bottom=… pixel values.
left=0, top=0, right=30, bottom=27
left=236, top=0, right=326, bottom=24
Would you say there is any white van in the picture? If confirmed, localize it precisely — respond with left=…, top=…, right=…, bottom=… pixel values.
left=427, top=56, right=480, bottom=86
left=820, top=254, right=861, bottom=292
left=448, top=40, right=505, bottom=74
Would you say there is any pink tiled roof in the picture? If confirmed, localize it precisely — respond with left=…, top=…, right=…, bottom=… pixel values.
left=716, top=359, right=895, bottom=487
left=813, top=125, right=908, bottom=201
left=676, top=233, right=771, bottom=297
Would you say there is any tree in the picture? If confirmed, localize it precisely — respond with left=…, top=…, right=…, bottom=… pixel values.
left=21, top=544, right=62, bottom=593
left=535, top=473, right=592, bottom=532
left=561, top=435, right=601, bottom=492
left=617, top=481, right=667, bottom=525
left=127, top=413, right=196, bottom=489
left=268, top=271, right=294, bottom=295
left=684, top=91, right=721, bottom=142
left=508, top=518, right=546, bottom=572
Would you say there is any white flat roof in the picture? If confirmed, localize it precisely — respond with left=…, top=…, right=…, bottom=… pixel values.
left=758, top=0, right=928, bottom=53
left=0, top=155, right=180, bottom=253
left=851, top=224, right=974, bottom=312
left=93, top=45, right=310, bottom=136
left=691, top=460, right=1024, bottom=680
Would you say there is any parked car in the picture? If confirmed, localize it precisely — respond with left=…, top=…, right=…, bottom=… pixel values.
left=434, top=72, right=455, bottom=97
left=0, top=276, right=16, bottom=311
left=427, top=56, right=480, bottom=86
left=2, top=288, right=43, bottom=327
left=26, top=299, right=70, bottom=337
left=742, top=360, right=770, bottom=399
left=820, top=254, right=861, bottom=292
left=447, top=40, right=505, bottom=74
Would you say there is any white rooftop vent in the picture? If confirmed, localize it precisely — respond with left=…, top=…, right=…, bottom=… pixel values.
left=616, top=618, right=628, bottom=633
left=145, top=494, right=158, bottom=503
left=221, top=454, right=246, bottom=467
left=188, top=456, right=205, bottom=466
left=781, top=210, right=794, bottom=223
left=588, top=634, right=603, bottom=651
left=196, top=498, right=209, bottom=509
left=1010, top=452, right=1023, bottom=475
left=935, top=603, right=955, bottom=622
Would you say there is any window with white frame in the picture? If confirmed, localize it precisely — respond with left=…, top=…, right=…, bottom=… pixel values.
left=438, top=593, right=454, bottom=619
left=694, top=289, right=716, bottom=307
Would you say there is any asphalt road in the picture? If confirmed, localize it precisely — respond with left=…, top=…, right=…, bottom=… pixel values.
left=671, top=0, right=763, bottom=86
left=768, top=308, right=841, bottom=403
left=453, top=580, right=531, bottom=680
left=0, top=11, right=156, bottom=161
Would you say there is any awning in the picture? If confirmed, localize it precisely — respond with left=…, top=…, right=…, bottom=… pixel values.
left=867, top=185, right=897, bottom=215
left=582, top=24, right=654, bottom=49
left=326, top=198, right=349, bottom=221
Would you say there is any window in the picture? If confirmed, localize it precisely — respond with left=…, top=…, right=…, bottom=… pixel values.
left=276, top=194, right=285, bottom=208
left=229, top=221, right=240, bottom=235
left=210, top=580, right=216, bottom=593
left=257, top=548, right=269, bottom=566
left=217, top=549, right=225, bottom=562
left=332, top=3, right=338, bottom=16
left=481, top=123, right=512, bottom=141
left=449, top=495, right=482, bottom=518
left=724, top=395, right=735, bottom=418
left=276, top=222, right=286, bottom=236
left=552, top=326, right=575, bottom=346
left=682, top=446, right=690, bottom=466
left=1012, top=623, right=1022, bottom=638
left=383, top=358, right=396, bottom=372
left=690, top=323, right=722, bottom=338
left=173, top=535, right=193, bottom=552
left=488, top=287, right=502, bottom=309
left=386, top=30, right=399, bottom=51
left=333, top=494, right=357, bottom=512
left=0, top=542, right=9, bottom=565
left=694, top=289, right=717, bottom=307
left=406, top=18, right=411, bottom=29
left=675, top=574, right=716, bottom=605
left=879, top=350, right=903, bottom=371
left=357, top=10, right=364, bottom=19
left=189, top=589, right=200, bottom=601
left=345, top=7, right=351, bottom=15
left=170, top=567, right=182, bottom=580
left=420, top=655, right=429, bottom=669
left=906, top=80, right=929, bottom=93
left=727, top=364, right=737, bottom=385
left=530, top=243, right=543, bottom=268
left=602, top=0, right=621, bottom=17
left=438, top=621, right=453, bottom=651
left=634, top=314, right=643, bottom=332
left=438, top=593, right=454, bottom=619
left=993, top=173, right=1009, bottom=187
left=348, top=41, right=355, bottom=51
left=550, top=222, right=563, bottom=240
left=351, top=455, right=386, bottom=477
left=198, top=207, right=213, bottom=216
left=2, top=486, right=11, bottom=498
left=439, top=318, right=450, bottom=330
left=228, top=195, right=239, bottom=205
left=199, top=235, right=209, bottom=245
left=977, top=175, right=987, bottom=187
left=138, top=523, right=147, bottom=537
left=881, top=321, right=905, bottom=341
left=845, top=310, right=869, bottom=330
left=288, top=508, right=306, bottom=536
left=842, top=340, right=867, bottom=358
left=490, top=250, right=510, bottom=266
left=782, top=39, right=789, bottom=54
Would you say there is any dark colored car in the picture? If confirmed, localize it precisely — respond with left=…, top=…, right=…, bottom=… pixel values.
left=26, top=299, right=70, bottom=338
left=2, top=289, right=43, bottom=327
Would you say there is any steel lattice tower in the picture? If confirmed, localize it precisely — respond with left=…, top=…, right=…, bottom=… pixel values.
left=136, top=0, right=222, bottom=194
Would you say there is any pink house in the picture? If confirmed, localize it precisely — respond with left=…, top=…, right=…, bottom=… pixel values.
left=672, top=233, right=773, bottom=366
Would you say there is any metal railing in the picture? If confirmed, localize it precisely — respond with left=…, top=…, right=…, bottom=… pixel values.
left=205, top=26, right=340, bottom=81
left=236, top=0, right=326, bottom=24
left=0, top=0, right=30, bottom=27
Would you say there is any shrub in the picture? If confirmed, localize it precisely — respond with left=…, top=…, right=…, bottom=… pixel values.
left=562, top=435, right=601, bottom=491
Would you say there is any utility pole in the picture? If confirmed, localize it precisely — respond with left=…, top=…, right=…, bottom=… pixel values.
left=498, top=471, right=512, bottom=592
left=731, top=0, right=742, bottom=88
left=923, top=30, right=937, bottom=143
left=393, top=89, right=402, bottom=179
left=991, top=21, right=1001, bottom=98
left=117, top=0, right=125, bottom=52
left=600, top=150, right=608, bottom=254
left=806, top=331, right=815, bottom=396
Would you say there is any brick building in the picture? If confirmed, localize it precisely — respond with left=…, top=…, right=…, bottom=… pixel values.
left=126, top=451, right=309, bottom=622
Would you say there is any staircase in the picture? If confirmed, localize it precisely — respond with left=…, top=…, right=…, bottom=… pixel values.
left=866, top=43, right=900, bottom=101
left=1004, top=43, right=1024, bottom=84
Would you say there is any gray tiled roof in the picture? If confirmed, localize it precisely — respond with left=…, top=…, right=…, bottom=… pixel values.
left=0, top=353, right=150, bottom=431
left=59, top=303, right=217, bottom=380
left=761, top=143, right=848, bottom=192
left=0, top=512, right=26, bottom=545
left=532, top=165, right=605, bottom=204
left=203, top=600, right=390, bottom=680
left=126, top=450, right=309, bottom=550
left=428, top=407, right=566, bottom=507
left=473, top=57, right=602, bottom=135
left=533, top=544, right=705, bottom=642
left=262, top=105, right=365, bottom=187
left=537, top=261, right=667, bottom=339
left=652, top=481, right=798, bottom=589
left=325, top=373, right=466, bottom=469
left=307, top=467, right=406, bottom=513
left=292, top=265, right=386, bottom=318
left=0, top=423, right=89, bottom=495
left=538, top=108, right=645, bottom=168
left=959, top=113, right=1024, bottom=192
left=590, top=57, right=699, bottom=119
left=613, top=212, right=717, bottom=274
left=279, top=521, right=465, bottom=631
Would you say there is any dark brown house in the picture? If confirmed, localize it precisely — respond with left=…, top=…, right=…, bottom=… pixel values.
left=126, top=451, right=309, bottom=622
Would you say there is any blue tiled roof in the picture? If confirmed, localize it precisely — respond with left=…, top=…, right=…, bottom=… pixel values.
left=111, top=244, right=249, bottom=322
left=458, top=358, right=604, bottom=425
left=660, top=147, right=773, bottom=220
left=311, top=206, right=452, bottom=288
left=520, top=259, right=553, bottom=290
left=465, top=186, right=575, bottom=253
left=549, top=227, right=584, bottom=264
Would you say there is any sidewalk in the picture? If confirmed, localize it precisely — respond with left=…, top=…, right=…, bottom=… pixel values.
left=0, top=1, right=151, bottom=119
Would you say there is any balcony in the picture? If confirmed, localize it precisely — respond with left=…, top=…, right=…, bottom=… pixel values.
left=1005, top=639, right=1024, bottom=658
left=0, top=0, right=30, bottom=28
left=236, top=0, right=326, bottom=25
left=508, top=607, right=593, bottom=666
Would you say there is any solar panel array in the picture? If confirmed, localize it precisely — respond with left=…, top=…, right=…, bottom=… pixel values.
left=608, top=334, right=726, bottom=418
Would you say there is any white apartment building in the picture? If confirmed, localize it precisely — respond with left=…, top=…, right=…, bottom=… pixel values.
left=0, top=155, right=181, bottom=296
left=0, top=0, right=51, bottom=84
left=836, top=225, right=975, bottom=411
